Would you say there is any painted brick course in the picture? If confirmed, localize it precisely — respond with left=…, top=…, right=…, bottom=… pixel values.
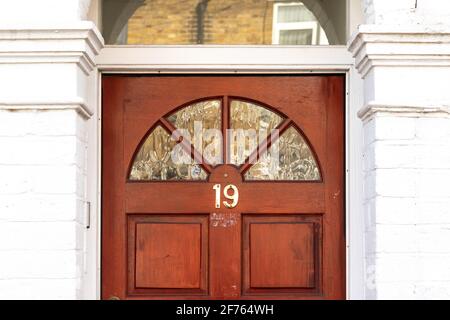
left=0, top=109, right=88, bottom=299
left=363, top=115, right=450, bottom=298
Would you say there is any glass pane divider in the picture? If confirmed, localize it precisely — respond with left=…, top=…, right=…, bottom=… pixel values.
left=159, top=117, right=213, bottom=174
left=229, top=99, right=285, bottom=166
left=244, top=124, right=322, bottom=181
left=222, top=95, right=229, bottom=165
left=128, top=124, right=208, bottom=181
left=239, top=118, right=292, bottom=175
left=159, top=117, right=180, bottom=138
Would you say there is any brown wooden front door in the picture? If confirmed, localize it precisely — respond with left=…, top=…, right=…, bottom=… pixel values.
left=102, top=75, right=345, bottom=300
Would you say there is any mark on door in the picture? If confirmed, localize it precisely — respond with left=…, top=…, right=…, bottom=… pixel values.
left=210, top=213, right=238, bottom=227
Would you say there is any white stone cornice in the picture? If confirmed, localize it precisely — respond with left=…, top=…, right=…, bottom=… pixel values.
left=0, top=21, right=104, bottom=75
left=0, top=99, right=93, bottom=119
left=348, top=24, right=450, bottom=78
left=358, top=102, right=450, bottom=122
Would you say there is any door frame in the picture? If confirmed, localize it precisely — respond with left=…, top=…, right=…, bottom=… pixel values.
left=85, top=45, right=365, bottom=299
left=83, top=0, right=365, bottom=299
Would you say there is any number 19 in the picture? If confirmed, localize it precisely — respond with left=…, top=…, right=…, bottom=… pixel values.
left=213, top=184, right=239, bottom=209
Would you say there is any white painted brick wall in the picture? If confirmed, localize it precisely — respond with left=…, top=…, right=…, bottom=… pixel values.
left=0, top=279, right=79, bottom=300
left=364, top=0, right=450, bottom=26
left=0, top=109, right=88, bottom=299
left=0, top=0, right=89, bottom=24
left=363, top=115, right=450, bottom=299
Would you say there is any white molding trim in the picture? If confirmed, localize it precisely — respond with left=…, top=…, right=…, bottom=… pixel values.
left=0, top=22, right=104, bottom=75
left=348, top=25, right=450, bottom=78
left=0, top=99, right=93, bottom=118
left=97, top=45, right=354, bottom=72
left=358, top=102, right=450, bottom=122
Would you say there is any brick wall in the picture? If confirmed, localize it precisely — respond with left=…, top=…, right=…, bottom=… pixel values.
left=352, top=0, right=450, bottom=299
left=0, top=109, right=88, bottom=299
left=124, top=0, right=349, bottom=45
left=127, top=0, right=274, bottom=45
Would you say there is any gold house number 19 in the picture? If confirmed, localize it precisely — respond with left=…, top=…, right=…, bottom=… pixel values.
left=213, top=184, right=239, bottom=209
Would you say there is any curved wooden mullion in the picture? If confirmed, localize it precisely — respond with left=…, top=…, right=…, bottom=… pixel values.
left=239, top=118, right=292, bottom=175
left=159, top=117, right=213, bottom=174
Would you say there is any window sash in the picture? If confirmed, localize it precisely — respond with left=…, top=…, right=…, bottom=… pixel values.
left=272, top=3, right=322, bottom=45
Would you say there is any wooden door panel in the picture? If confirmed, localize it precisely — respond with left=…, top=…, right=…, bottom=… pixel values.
left=127, top=215, right=209, bottom=296
left=242, top=215, right=322, bottom=296
left=102, top=75, right=345, bottom=300
left=135, top=224, right=201, bottom=288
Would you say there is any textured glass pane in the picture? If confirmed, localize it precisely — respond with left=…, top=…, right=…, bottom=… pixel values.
left=229, top=100, right=284, bottom=166
left=167, top=100, right=222, bottom=166
left=129, top=126, right=207, bottom=181
left=245, top=127, right=320, bottom=181
left=278, top=4, right=316, bottom=23
left=279, top=29, right=313, bottom=45
left=101, top=0, right=346, bottom=45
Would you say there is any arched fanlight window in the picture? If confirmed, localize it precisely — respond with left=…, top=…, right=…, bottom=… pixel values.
left=128, top=98, right=321, bottom=181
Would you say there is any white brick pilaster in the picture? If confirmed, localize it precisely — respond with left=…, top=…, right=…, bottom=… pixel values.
left=350, top=1, right=450, bottom=299
left=0, top=0, right=103, bottom=300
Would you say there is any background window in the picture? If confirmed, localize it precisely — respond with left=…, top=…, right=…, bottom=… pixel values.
left=272, top=3, right=329, bottom=45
